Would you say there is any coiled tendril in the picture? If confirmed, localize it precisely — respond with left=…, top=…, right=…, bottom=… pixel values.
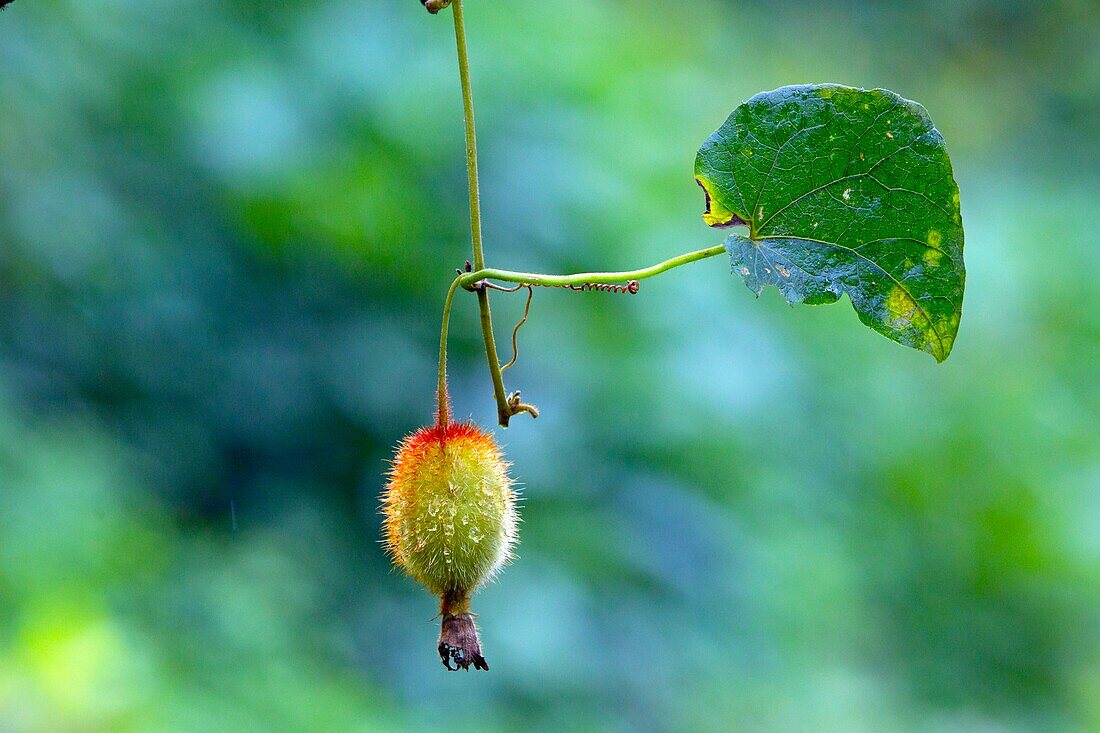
left=548, top=280, right=640, bottom=295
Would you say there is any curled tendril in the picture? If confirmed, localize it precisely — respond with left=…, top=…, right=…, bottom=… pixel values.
left=552, top=280, right=640, bottom=294
left=501, top=285, right=533, bottom=374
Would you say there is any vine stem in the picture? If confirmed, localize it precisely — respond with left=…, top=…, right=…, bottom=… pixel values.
left=459, top=244, right=727, bottom=290
left=439, top=2, right=728, bottom=427
left=451, top=0, right=513, bottom=426
left=436, top=243, right=726, bottom=421
left=436, top=276, right=462, bottom=426
left=452, top=0, right=483, bottom=271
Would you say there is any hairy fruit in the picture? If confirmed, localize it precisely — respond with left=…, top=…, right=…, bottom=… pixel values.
left=382, top=420, right=517, bottom=670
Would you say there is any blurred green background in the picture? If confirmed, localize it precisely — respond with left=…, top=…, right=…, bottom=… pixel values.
left=0, top=0, right=1097, bottom=730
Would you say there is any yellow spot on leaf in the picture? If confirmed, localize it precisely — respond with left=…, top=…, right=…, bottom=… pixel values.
left=935, top=315, right=958, bottom=351
left=696, top=176, right=740, bottom=228
left=885, top=284, right=920, bottom=329
left=884, top=285, right=946, bottom=359
left=924, top=229, right=944, bottom=266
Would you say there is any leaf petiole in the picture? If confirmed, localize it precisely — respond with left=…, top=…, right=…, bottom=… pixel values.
left=437, top=243, right=728, bottom=426
left=458, top=244, right=727, bottom=291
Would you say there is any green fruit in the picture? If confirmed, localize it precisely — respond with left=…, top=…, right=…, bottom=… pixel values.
left=382, top=419, right=517, bottom=670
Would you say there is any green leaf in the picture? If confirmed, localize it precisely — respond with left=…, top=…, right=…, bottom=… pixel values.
left=695, top=84, right=965, bottom=362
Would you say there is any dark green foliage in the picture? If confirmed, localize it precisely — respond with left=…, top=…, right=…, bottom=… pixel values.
left=697, top=85, right=965, bottom=361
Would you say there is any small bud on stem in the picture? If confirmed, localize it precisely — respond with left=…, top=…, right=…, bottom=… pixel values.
left=421, top=0, right=453, bottom=14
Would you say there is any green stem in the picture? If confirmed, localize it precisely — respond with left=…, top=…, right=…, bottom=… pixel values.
left=476, top=289, right=512, bottom=425
left=451, top=0, right=512, bottom=425
left=459, top=244, right=727, bottom=290
left=439, top=2, right=727, bottom=428
left=452, top=0, right=484, bottom=271
left=458, top=244, right=726, bottom=424
left=437, top=276, right=462, bottom=426
left=439, top=240, right=726, bottom=428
